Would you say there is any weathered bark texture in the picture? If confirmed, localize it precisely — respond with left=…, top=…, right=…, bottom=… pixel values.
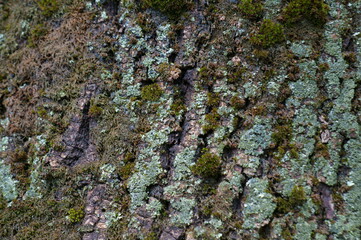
left=0, top=0, right=360, bottom=239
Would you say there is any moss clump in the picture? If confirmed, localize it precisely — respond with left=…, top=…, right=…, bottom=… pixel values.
left=271, top=123, right=299, bottom=161
left=238, top=0, right=263, bottom=20
left=282, top=0, right=329, bottom=26
left=276, top=186, right=307, bottom=214
left=28, top=24, right=48, bottom=48
left=271, top=124, right=292, bottom=145
left=203, top=109, right=220, bottom=132
left=191, top=149, right=222, bottom=179
left=118, top=153, right=136, bottom=180
left=9, top=149, right=30, bottom=187
left=281, top=226, right=294, bottom=240
left=251, top=19, right=285, bottom=48
left=141, top=83, right=163, bottom=101
left=141, top=0, right=190, bottom=19
left=227, top=67, right=247, bottom=83
left=230, top=96, right=246, bottom=110
left=170, top=99, right=186, bottom=115
left=36, top=0, right=60, bottom=17
left=207, top=92, right=220, bottom=107
left=88, top=104, right=102, bottom=117
left=68, top=208, right=84, bottom=223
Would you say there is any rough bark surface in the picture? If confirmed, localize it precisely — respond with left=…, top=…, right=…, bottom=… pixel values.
left=0, top=0, right=360, bottom=240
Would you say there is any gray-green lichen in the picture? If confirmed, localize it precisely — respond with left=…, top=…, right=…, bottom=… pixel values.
left=242, top=178, right=276, bottom=230
left=170, top=197, right=196, bottom=226
left=0, top=136, right=18, bottom=201
left=238, top=120, right=273, bottom=156
left=290, top=42, right=312, bottom=58
left=0, top=159, right=18, bottom=202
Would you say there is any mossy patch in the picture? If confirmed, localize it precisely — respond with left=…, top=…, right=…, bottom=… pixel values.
left=276, top=185, right=307, bottom=214
left=36, top=0, right=60, bottom=17
left=230, top=96, right=246, bottom=110
left=28, top=24, right=48, bottom=48
left=191, top=149, right=222, bottom=179
left=67, top=207, right=85, bottom=223
left=141, top=0, right=190, bottom=19
left=251, top=19, right=285, bottom=48
left=203, top=109, right=221, bottom=132
left=238, top=0, right=263, bottom=20
left=170, top=99, right=186, bottom=115
left=141, top=83, right=164, bottom=101
left=282, top=0, right=329, bottom=26
left=88, top=104, right=103, bottom=118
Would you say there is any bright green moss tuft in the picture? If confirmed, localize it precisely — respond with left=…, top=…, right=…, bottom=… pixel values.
left=141, top=0, right=190, bottom=19
left=67, top=208, right=84, bottom=223
left=238, top=0, right=263, bottom=20
left=251, top=19, right=285, bottom=48
left=191, top=149, right=221, bottom=179
left=141, top=83, right=164, bottom=101
left=282, top=0, right=329, bottom=26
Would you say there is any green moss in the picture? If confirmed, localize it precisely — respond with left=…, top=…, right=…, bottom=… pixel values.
left=141, top=0, right=190, bottom=19
left=67, top=207, right=84, bottom=223
left=28, top=24, right=48, bottom=48
left=271, top=124, right=293, bottom=145
left=227, top=67, right=247, bottom=83
left=36, top=106, right=48, bottom=118
left=206, top=92, right=220, bottom=107
left=88, top=104, right=102, bottom=117
left=276, top=186, right=307, bottom=214
left=238, top=0, right=263, bottom=20
left=271, top=123, right=300, bottom=161
left=198, top=63, right=219, bottom=86
left=281, top=226, right=294, bottom=240
left=251, top=19, right=285, bottom=48
left=118, top=162, right=136, bottom=180
left=9, top=149, right=30, bottom=189
left=170, top=99, right=186, bottom=115
left=144, top=232, right=158, bottom=240
left=36, top=0, right=60, bottom=17
left=203, top=109, right=220, bottom=132
left=191, top=149, right=221, bottom=179
left=282, top=0, right=329, bottom=26
left=141, top=83, right=164, bottom=101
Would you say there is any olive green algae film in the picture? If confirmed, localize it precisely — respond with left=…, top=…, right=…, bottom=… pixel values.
left=0, top=0, right=361, bottom=239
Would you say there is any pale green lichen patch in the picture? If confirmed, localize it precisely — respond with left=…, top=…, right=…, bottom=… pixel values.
left=145, top=197, right=163, bottom=218
left=0, top=136, right=18, bottom=201
left=242, top=178, right=276, bottom=230
left=294, top=217, right=317, bottom=240
left=0, top=159, right=18, bottom=201
left=238, top=120, right=273, bottom=156
left=331, top=138, right=361, bottom=239
left=170, top=197, right=196, bottom=226
left=24, top=135, right=47, bottom=199
left=290, top=42, right=312, bottom=58
left=173, top=147, right=196, bottom=181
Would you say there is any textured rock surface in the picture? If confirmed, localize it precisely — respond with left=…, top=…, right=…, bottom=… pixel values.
left=0, top=0, right=360, bottom=239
